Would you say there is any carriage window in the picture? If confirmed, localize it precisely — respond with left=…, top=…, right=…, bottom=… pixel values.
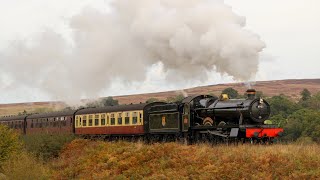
left=95, top=114, right=99, bottom=126
left=54, top=118, right=57, bottom=127
left=49, top=118, right=53, bottom=127
left=83, top=115, right=87, bottom=126
left=125, top=112, right=130, bottom=125
left=89, top=115, right=93, bottom=126
left=101, top=114, right=106, bottom=126
left=62, top=117, right=67, bottom=126
left=110, top=113, right=115, bottom=125
left=118, top=113, right=122, bottom=125
left=139, top=113, right=142, bottom=124
left=76, top=116, right=79, bottom=127
left=132, top=112, right=137, bottom=124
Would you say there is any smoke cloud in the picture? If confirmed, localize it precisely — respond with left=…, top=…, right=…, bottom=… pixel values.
left=0, top=0, right=265, bottom=103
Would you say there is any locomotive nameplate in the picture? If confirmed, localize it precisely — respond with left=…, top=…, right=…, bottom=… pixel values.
left=184, top=118, right=188, bottom=124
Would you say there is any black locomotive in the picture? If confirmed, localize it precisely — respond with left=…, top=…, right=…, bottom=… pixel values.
left=146, top=89, right=282, bottom=143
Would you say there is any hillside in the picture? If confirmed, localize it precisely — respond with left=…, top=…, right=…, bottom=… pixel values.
left=115, top=79, right=320, bottom=104
left=1, top=78, right=319, bottom=116
left=0, top=101, right=66, bottom=117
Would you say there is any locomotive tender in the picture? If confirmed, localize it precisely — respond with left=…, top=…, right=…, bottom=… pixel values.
left=0, top=89, right=283, bottom=144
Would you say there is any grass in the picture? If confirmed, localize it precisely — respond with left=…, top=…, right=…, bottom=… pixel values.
left=0, top=131, right=319, bottom=179
left=51, top=140, right=320, bottom=179
left=1, top=152, right=51, bottom=180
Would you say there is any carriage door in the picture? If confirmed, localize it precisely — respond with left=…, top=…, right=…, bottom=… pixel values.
left=182, top=103, right=190, bottom=132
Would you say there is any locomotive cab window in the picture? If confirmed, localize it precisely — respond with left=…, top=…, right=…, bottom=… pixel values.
left=184, top=104, right=190, bottom=115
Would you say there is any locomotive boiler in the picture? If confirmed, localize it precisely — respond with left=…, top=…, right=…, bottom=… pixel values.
left=147, top=89, right=282, bottom=144
left=195, top=89, right=271, bottom=126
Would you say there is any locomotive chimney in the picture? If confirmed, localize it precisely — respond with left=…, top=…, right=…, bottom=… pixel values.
left=246, top=89, right=256, bottom=100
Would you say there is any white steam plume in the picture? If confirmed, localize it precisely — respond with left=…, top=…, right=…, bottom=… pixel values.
left=0, top=0, right=265, bottom=103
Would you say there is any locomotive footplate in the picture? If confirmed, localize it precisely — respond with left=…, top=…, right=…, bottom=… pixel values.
left=191, top=125, right=240, bottom=130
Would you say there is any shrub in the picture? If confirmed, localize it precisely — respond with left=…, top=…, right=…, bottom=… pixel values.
left=21, top=133, right=76, bottom=160
left=222, top=87, right=238, bottom=99
left=0, top=125, right=22, bottom=165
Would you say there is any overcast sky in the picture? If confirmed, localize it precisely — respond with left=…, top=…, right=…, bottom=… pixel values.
left=0, top=0, right=319, bottom=104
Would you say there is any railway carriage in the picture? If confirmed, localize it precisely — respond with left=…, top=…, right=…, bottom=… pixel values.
left=26, top=111, right=75, bottom=134
left=0, top=115, right=26, bottom=134
left=74, top=102, right=165, bottom=138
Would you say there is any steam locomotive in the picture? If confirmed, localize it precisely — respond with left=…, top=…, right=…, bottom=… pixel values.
left=0, top=89, right=283, bottom=144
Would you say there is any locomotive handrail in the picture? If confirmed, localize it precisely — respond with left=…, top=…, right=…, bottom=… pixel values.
left=195, top=105, right=246, bottom=111
left=148, top=109, right=179, bottom=114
